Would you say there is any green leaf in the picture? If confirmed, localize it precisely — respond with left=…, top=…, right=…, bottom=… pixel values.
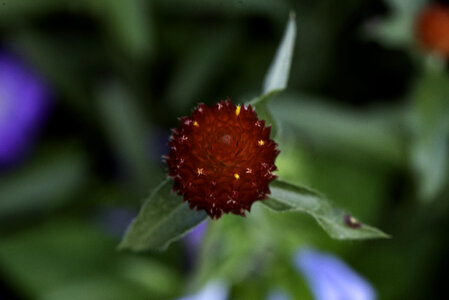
left=0, top=218, right=160, bottom=299
left=410, top=71, right=449, bottom=201
left=263, top=11, right=296, bottom=94
left=270, top=94, right=405, bottom=166
left=88, top=0, right=154, bottom=59
left=0, top=218, right=115, bottom=296
left=119, top=178, right=208, bottom=251
left=249, top=90, right=281, bottom=138
left=248, top=12, right=296, bottom=137
left=262, top=180, right=390, bottom=239
left=97, top=82, right=161, bottom=191
left=0, top=146, right=88, bottom=221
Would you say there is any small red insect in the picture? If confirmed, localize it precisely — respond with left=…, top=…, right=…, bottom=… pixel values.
left=416, top=4, right=449, bottom=58
left=165, top=99, right=280, bottom=218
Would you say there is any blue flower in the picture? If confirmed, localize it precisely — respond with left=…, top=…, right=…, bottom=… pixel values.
left=177, top=280, right=228, bottom=300
left=183, top=220, right=208, bottom=269
left=0, top=52, right=49, bottom=167
left=184, top=220, right=208, bottom=252
left=294, top=249, right=376, bottom=300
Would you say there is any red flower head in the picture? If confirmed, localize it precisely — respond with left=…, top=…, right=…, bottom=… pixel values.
left=165, top=99, right=280, bottom=219
left=416, top=4, right=449, bottom=58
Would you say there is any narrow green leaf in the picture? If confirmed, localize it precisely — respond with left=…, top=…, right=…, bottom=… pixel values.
left=262, top=180, right=390, bottom=239
left=97, top=83, right=161, bottom=191
left=410, top=71, right=449, bottom=201
left=83, top=0, right=154, bottom=59
left=263, top=11, right=297, bottom=94
left=119, top=178, right=208, bottom=251
left=270, top=94, right=405, bottom=166
left=248, top=12, right=296, bottom=137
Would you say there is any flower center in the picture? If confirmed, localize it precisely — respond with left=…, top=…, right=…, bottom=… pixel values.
left=219, top=134, right=231, bottom=145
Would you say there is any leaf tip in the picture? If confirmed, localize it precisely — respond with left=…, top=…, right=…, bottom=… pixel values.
left=379, top=231, right=392, bottom=239
left=117, top=243, right=127, bottom=252
left=117, top=238, right=133, bottom=251
left=360, top=225, right=392, bottom=240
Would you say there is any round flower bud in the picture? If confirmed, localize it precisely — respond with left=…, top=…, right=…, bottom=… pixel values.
left=165, top=99, right=280, bottom=218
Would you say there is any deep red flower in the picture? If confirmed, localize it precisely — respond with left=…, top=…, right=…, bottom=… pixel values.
left=165, top=99, right=279, bottom=218
left=416, top=4, right=449, bottom=58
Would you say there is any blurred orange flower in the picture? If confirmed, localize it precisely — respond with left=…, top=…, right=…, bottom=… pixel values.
left=417, top=4, right=449, bottom=58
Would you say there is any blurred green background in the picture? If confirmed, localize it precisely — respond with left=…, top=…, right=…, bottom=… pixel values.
left=1, top=0, right=449, bottom=299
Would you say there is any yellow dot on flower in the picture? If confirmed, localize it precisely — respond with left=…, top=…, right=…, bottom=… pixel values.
left=235, top=105, right=241, bottom=116
left=193, top=121, right=199, bottom=127
left=258, top=140, right=265, bottom=146
left=234, top=173, right=240, bottom=180
left=197, top=168, right=204, bottom=175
